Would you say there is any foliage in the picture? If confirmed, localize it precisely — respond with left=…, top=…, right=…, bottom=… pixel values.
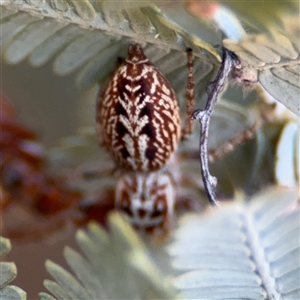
left=0, top=1, right=299, bottom=299
left=1, top=1, right=299, bottom=114
left=39, top=214, right=177, bottom=300
left=35, top=187, right=298, bottom=300
left=169, top=186, right=299, bottom=299
left=0, top=237, right=27, bottom=299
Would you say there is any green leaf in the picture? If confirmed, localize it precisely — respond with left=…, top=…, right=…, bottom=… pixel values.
left=169, top=186, right=299, bottom=299
left=275, top=121, right=300, bottom=187
left=0, top=286, right=27, bottom=300
left=0, top=1, right=219, bottom=90
left=2, top=1, right=298, bottom=114
left=0, top=237, right=27, bottom=299
left=45, top=260, right=92, bottom=299
left=0, top=237, right=11, bottom=258
left=0, top=262, right=17, bottom=288
left=38, top=291, right=56, bottom=300
left=40, top=186, right=299, bottom=299
left=223, top=16, right=300, bottom=115
left=42, top=214, right=177, bottom=300
left=43, top=280, right=69, bottom=299
left=221, top=0, right=299, bottom=33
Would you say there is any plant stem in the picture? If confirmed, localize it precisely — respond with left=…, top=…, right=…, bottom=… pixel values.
left=192, top=48, right=240, bottom=206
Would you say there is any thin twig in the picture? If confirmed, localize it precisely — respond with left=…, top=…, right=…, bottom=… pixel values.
left=192, top=48, right=239, bottom=206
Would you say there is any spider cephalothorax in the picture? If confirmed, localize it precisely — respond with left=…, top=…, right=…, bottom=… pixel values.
left=115, top=171, right=175, bottom=237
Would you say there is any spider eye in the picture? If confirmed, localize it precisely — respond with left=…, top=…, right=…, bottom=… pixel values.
left=150, top=198, right=167, bottom=218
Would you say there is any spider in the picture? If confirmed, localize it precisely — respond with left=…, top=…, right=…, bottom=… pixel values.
left=94, top=44, right=199, bottom=239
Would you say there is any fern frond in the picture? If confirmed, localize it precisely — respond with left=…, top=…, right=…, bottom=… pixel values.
left=224, top=16, right=300, bottom=115
left=1, top=1, right=219, bottom=90
left=169, top=186, right=299, bottom=299
left=0, top=236, right=27, bottom=299
left=40, top=214, right=177, bottom=300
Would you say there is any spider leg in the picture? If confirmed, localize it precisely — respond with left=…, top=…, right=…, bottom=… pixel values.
left=181, top=48, right=196, bottom=140
left=208, top=118, right=264, bottom=162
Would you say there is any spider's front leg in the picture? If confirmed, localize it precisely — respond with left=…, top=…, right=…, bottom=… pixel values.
left=181, top=48, right=196, bottom=140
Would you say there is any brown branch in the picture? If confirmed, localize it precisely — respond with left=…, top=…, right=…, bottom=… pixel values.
left=192, top=48, right=240, bottom=206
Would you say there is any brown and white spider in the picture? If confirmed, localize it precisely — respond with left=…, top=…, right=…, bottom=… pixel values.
left=95, top=44, right=198, bottom=239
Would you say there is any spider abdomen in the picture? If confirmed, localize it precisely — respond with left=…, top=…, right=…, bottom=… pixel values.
left=97, top=44, right=181, bottom=172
